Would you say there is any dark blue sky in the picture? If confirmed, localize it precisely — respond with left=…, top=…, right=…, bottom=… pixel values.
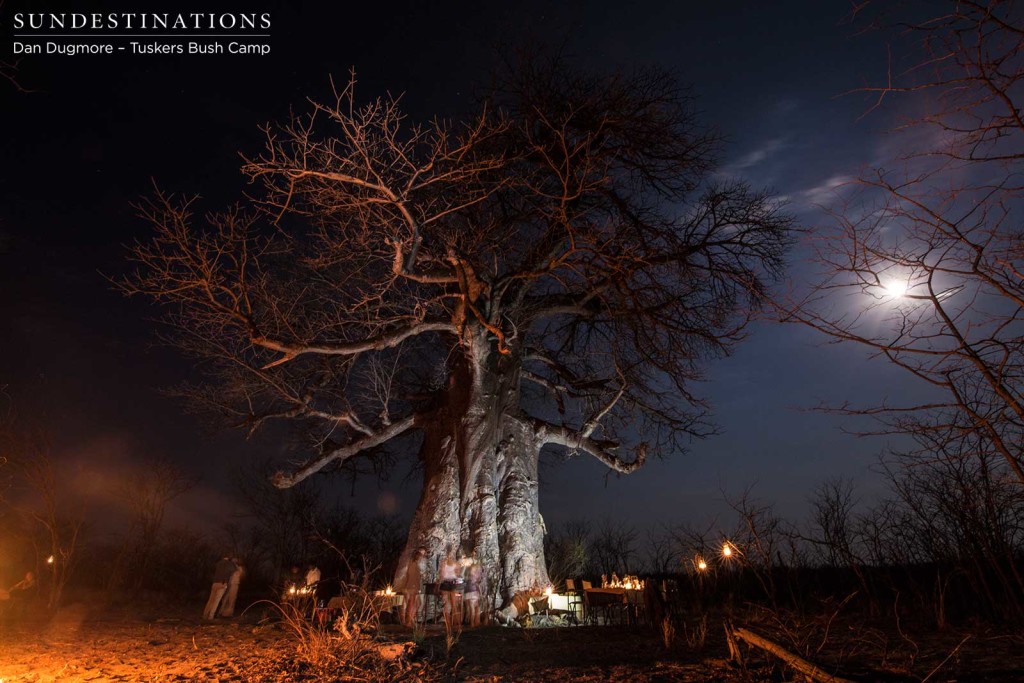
left=0, top=1, right=931, bottom=537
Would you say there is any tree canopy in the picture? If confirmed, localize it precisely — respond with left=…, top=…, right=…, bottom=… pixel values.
left=121, top=61, right=792, bottom=603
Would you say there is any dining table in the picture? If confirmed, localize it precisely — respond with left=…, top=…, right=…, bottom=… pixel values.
left=583, top=587, right=645, bottom=625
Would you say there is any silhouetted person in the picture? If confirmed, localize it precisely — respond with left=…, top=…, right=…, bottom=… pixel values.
left=304, top=564, right=320, bottom=589
left=403, top=547, right=426, bottom=626
left=203, top=556, right=236, bottom=620
left=218, top=559, right=245, bottom=617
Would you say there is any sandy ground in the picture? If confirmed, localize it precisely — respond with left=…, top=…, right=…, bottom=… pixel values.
left=2, top=604, right=1024, bottom=682
left=0, top=606, right=298, bottom=681
left=0, top=603, right=738, bottom=683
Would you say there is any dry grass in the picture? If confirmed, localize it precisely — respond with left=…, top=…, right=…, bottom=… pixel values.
left=682, top=613, right=708, bottom=650
left=659, top=615, right=676, bottom=650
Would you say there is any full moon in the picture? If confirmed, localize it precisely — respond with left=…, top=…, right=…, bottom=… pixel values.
left=882, top=280, right=908, bottom=297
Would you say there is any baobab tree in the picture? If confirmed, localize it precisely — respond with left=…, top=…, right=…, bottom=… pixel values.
left=121, top=63, right=791, bottom=611
left=786, top=1, right=1024, bottom=483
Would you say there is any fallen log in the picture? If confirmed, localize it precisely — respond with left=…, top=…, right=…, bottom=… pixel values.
left=729, top=625, right=855, bottom=683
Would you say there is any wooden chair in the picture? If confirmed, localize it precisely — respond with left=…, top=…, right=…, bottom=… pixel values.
left=564, top=579, right=583, bottom=625
left=581, top=581, right=598, bottom=622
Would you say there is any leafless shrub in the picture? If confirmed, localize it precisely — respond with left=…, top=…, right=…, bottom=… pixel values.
left=2, top=420, right=86, bottom=610
left=266, top=593, right=405, bottom=679
left=681, top=613, right=706, bottom=650
left=108, top=457, right=198, bottom=594
left=724, top=486, right=801, bottom=608
left=0, top=2, right=31, bottom=93
left=543, top=519, right=590, bottom=586
left=589, top=518, right=640, bottom=576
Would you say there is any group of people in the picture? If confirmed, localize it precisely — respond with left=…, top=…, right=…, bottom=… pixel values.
left=402, top=546, right=484, bottom=629
left=204, top=557, right=329, bottom=620
left=203, top=556, right=245, bottom=620
left=202, top=547, right=492, bottom=629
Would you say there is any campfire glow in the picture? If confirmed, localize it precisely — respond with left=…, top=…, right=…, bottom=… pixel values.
left=607, top=575, right=645, bottom=590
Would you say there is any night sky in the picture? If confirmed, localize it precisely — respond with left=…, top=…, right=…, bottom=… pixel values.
left=0, top=1, right=929, bottom=538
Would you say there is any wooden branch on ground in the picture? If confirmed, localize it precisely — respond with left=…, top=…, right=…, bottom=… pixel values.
left=726, top=623, right=855, bottom=683
left=724, top=621, right=744, bottom=669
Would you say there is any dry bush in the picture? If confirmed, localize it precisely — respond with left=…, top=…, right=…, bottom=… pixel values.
left=681, top=613, right=708, bottom=650
left=266, top=587, right=414, bottom=681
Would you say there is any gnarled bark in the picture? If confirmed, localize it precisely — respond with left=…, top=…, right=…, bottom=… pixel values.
left=394, top=333, right=549, bottom=609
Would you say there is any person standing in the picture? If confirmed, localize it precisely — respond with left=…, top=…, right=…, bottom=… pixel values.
left=402, top=547, right=426, bottom=626
left=203, top=556, right=236, bottom=620
left=438, top=546, right=463, bottom=630
left=304, top=564, right=321, bottom=590
left=218, top=559, right=245, bottom=618
left=464, top=560, right=483, bottom=627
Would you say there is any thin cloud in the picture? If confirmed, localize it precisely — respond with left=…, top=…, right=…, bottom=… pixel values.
left=799, top=174, right=855, bottom=205
left=723, top=137, right=788, bottom=175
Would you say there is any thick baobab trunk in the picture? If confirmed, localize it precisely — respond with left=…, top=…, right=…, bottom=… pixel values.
left=393, top=419, right=463, bottom=589
left=394, top=331, right=550, bottom=611
left=495, top=418, right=549, bottom=618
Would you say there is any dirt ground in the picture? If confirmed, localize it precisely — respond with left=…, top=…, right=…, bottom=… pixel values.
left=1, top=604, right=1023, bottom=682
